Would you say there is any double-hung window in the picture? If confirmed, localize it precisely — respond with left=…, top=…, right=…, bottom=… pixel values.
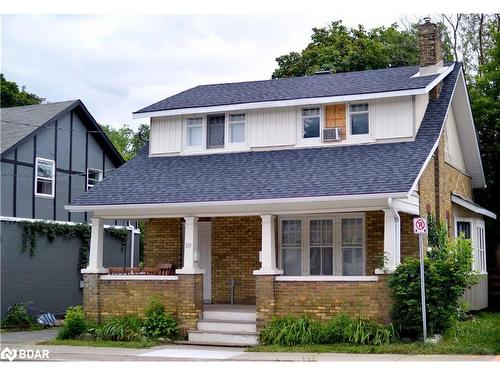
left=349, top=103, right=369, bottom=135
left=309, top=219, right=334, bottom=275
left=35, top=157, right=55, bottom=197
left=341, top=218, right=364, bottom=276
left=186, top=117, right=203, bottom=147
left=228, top=114, right=245, bottom=144
left=87, top=169, right=103, bottom=190
left=281, top=219, right=303, bottom=276
left=207, top=114, right=225, bottom=149
left=280, top=215, right=365, bottom=276
left=301, top=107, right=320, bottom=139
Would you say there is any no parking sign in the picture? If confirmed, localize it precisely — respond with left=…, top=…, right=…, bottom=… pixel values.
left=413, top=217, right=428, bottom=234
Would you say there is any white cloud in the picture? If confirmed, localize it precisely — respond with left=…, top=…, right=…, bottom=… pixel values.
left=1, top=14, right=413, bottom=129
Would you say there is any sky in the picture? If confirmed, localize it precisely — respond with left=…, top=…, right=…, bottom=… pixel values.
left=1, top=13, right=420, bottom=129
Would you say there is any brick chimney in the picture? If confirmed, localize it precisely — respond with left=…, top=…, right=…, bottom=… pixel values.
left=418, top=17, right=444, bottom=98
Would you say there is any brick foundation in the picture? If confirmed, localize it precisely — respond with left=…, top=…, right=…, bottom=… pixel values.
left=255, top=275, right=277, bottom=329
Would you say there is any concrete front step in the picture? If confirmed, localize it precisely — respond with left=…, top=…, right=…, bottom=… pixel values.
left=197, top=319, right=257, bottom=333
left=188, top=330, right=258, bottom=346
left=202, top=305, right=256, bottom=322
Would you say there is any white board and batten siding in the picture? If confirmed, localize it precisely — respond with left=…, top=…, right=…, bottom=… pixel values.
left=150, top=116, right=182, bottom=154
left=444, top=108, right=467, bottom=172
left=371, top=96, right=413, bottom=139
left=148, top=95, right=426, bottom=155
left=247, top=107, right=297, bottom=147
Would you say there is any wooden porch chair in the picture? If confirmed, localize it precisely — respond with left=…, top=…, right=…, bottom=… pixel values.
left=108, top=267, right=125, bottom=275
left=156, top=263, right=173, bottom=275
left=143, top=267, right=159, bottom=275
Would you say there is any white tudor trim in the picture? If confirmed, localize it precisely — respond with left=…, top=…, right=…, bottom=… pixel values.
left=132, top=65, right=455, bottom=119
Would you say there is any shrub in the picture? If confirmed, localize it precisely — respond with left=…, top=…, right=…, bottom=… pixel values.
left=141, top=298, right=178, bottom=339
left=95, top=316, right=144, bottom=341
left=57, top=306, right=87, bottom=339
left=389, top=233, right=478, bottom=338
left=314, top=314, right=353, bottom=344
left=1, top=303, right=36, bottom=327
left=259, top=316, right=316, bottom=346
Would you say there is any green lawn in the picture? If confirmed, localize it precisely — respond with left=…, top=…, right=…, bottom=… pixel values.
left=39, top=338, right=158, bottom=349
left=249, top=312, right=500, bottom=355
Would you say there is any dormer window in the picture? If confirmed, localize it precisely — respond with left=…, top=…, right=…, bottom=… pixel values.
left=187, top=117, right=203, bottom=147
left=350, top=103, right=369, bottom=135
left=228, top=114, right=245, bottom=144
left=207, top=114, right=225, bottom=149
left=301, top=107, right=320, bottom=138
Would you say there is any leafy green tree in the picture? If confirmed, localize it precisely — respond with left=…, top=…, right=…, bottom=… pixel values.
left=272, top=20, right=453, bottom=79
left=469, top=30, right=500, bottom=244
left=101, top=123, right=149, bottom=160
left=0, top=74, right=43, bottom=107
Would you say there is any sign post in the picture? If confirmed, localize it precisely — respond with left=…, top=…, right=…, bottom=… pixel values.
left=413, top=217, right=428, bottom=341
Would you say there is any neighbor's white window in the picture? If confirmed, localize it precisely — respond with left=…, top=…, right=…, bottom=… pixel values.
left=228, top=114, right=245, bottom=144
left=301, top=107, right=321, bottom=138
left=35, top=157, right=55, bottom=197
left=280, top=215, right=365, bottom=276
left=186, top=117, right=203, bottom=147
left=341, top=218, right=364, bottom=276
left=349, top=103, right=369, bottom=135
left=87, top=169, right=103, bottom=190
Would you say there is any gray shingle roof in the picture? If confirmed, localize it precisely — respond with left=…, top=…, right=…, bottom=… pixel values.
left=71, top=64, right=460, bottom=207
left=1, top=100, right=78, bottom=153
left=134, top=65, right=450, bottom=114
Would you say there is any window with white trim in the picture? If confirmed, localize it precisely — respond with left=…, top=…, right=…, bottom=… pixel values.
left=349, top=103, right=369, bottom=135
left=35, top=158, right=55, bottom=197
left=186, top=117, right=203, bottom=147
left=281, top=219, right=302, bottom=276
left=301, top=107, right=320, bottom=139
left=87, top=169, right=103, bottom=190
left=476, top=221, right=486, bottom=273
left=228, top=114, right=245, bottom=144
left=207, top=114, right=225, bottom=149
left=341, top=218, right=364, bottom=276
left=279, top=215, right=365, bottom=276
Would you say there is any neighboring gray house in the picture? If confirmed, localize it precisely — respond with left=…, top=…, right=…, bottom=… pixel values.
left=0, top=100, right=139, bottom=317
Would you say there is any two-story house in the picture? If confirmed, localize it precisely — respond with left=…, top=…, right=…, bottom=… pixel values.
left=0, top=99, right=139, bottom=317
left=68, top=20, right=495, bottom=345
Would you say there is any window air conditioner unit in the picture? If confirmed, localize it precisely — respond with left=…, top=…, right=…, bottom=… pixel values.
left=323, top=127, right=341, bottom=142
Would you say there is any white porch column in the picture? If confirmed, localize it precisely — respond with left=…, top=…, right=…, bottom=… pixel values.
left=82, top=217, right=107, bottom=273
left=379, top=208, right=401, bottom=273
left=177, top=216, right=204, bottom=274
left=253, top=214, right=283, bottom=275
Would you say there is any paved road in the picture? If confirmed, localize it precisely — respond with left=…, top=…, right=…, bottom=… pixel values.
left=1, top=330, right=498, bottom=362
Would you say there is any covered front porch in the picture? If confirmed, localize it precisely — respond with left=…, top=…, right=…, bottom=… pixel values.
left=74, top=193, right=421, bottom=341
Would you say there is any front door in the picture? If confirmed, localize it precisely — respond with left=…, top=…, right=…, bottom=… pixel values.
left=198, top=222, right=212, bottom=303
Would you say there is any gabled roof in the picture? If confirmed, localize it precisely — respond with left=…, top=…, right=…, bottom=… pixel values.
left=134, top=64, right=453, bottom=116
left=69, top=64, right=461, bottom=208
left=0, top=100, right=124, bottom=166
left=1, top=100, right=77, bottom=152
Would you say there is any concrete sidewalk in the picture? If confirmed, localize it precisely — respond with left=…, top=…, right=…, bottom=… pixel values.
left=1, top=330, right=498, bottom=362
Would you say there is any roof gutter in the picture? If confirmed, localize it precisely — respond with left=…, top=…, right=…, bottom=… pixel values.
left=66, top=191, right=409, bottom=216
left=132, top=64, right=455, bottom=119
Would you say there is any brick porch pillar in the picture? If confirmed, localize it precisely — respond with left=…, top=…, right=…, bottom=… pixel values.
left=82, top=272, right=107, bottom=322
left=176, top=273, right=203, bottom=336
left=255, top=275, right=276, bottom=330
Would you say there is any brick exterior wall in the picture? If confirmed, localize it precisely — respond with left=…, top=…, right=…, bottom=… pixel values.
left=400, top=212, right=419, bottom=260
left=82, top=273, right=101, bottom=321
left=255, top=275, right=277, bottom=330
left=143, top=218, right=182, bottom=267
left=365, top=211, right=384, bottom=275
left=211, top=216, right=261, bottom=304
left=418, top=133, right=474, bottom=235
left=98, top=279, right=178, bottom=319
left=273, top=275, right=391, bottom=323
